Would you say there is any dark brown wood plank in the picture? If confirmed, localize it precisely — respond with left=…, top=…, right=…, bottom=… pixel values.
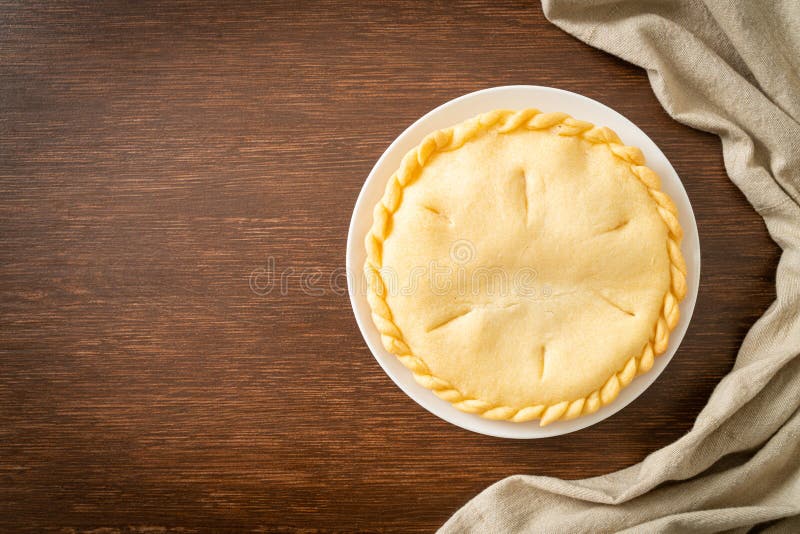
left=0, top=1, right=779, bottom=532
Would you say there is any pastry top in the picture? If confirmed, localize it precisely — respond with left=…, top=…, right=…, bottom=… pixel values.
left=365, top=109, right=687, bottom=426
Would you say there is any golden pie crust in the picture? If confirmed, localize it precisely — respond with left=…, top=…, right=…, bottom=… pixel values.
left=364, top=109, right=687, bottom=426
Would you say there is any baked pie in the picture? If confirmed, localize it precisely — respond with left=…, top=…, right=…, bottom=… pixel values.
left=364, top=109, right=687, bottom=426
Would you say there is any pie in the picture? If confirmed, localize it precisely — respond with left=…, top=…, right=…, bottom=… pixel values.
left=364, top=109, right=687, bottom=426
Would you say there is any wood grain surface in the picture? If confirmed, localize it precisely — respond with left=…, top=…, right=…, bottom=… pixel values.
left=0, top=1, right=781, bottom=532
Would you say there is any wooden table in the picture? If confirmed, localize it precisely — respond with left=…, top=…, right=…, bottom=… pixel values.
left=0, top=1, right=780, bottom=532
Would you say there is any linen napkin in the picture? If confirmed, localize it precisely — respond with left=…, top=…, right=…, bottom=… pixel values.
left=441, top=1, right=800, bottom=532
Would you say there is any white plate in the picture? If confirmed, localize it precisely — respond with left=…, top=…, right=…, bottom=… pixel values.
left=346, top=86, right=700, bottom=439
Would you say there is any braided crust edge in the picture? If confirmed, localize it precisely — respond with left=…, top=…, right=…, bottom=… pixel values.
left=364, top=109, right=688, bottom=427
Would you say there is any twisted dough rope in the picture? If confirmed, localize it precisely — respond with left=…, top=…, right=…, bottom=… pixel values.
left=364, top=109, right=688, bottom=427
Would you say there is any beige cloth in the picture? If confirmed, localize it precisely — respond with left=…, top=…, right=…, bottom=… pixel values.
left=441, top=1, right=800, bottom=532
